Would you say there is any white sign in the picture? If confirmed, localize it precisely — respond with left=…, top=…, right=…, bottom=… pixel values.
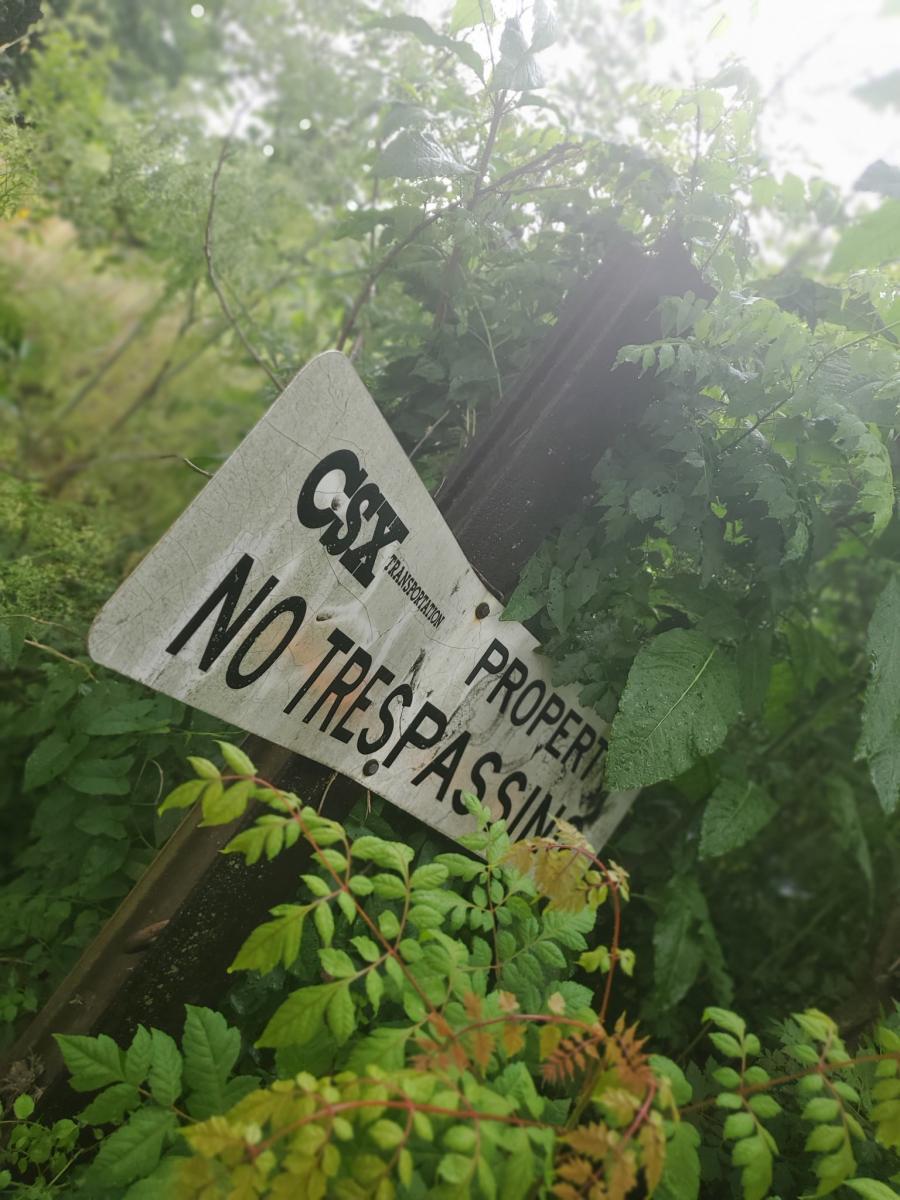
left=89, top=352, right=632, bottom=844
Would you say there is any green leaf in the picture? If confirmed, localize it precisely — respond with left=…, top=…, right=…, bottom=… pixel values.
left=804, top=1097, right=841, bottom=1122
left=703, top=1007, right=746, bottom=1038
left=147, top=1028, right=182, bottom=1106
left=449, top=0, right=494, bottom=33
left=858, top=574, right=900, bottom=813
left=531, top=0, right=558, bottom=52
left=257, top=982, right=339, bottom=1048
left=710, top=1032, right=744, bottom=1059
left=724, top=1111, right=755, bottom=1139
left=346, top=1027, right=409, bottom=1072
left=158, top=778, right=206, bottom=814
left=845, top=1181, right=900, bottom=1200
left=79, top=1083, right=141, bottom=1125
left=650, top=1055, right=692, bottom=1105
left=367, top=15, right=484, bottom=79
left=216, top=741, right=255, bottom=776
left=320, top=948, right=356, bottom=978
left=200, top=779, right=253, bottom=824
left=327, top=983, right=356, bottom=1044
left=699, top=780, right=777, bottom=858
left=748, top=1094, right=781, bottom=1118
left=375, top=129, right=471, bottom=181
left=829, top=199, right=900, bottom=273
left=351, top=836, right=414, bottom=873
left=65, top=752, right=134, bottom=795
left=124, top=1026, right=153, bottom=1085
left=491, top=17, right=545, bottom=91
left=606, top=630, right=740, bottom=788
left=182, top=1006, right=241, bottom=1119
left=187, top=756, right=220, bottom=780
left=24, top=731, right=86, bottom=792
left=229, top=904, right=308, bottom=973
left=88, top=1106, right=176, bottom=1187
left=55, top=1033, right=125, bottom=1091
left=13, top=1093, right=34, bottom=1119
left=0, top=614, right=27, bottom=668
left=657, top=1121, right=700, bottom=1200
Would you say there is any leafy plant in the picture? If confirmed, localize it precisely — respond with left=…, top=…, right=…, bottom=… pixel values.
left=3, top=746, right=895, bottom=1198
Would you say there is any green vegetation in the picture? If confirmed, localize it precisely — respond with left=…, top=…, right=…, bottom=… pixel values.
left=1, top=0, right=900, bottom=1196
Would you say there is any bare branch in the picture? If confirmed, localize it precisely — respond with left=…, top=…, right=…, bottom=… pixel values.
left=204, top=126, right=285, bottom=390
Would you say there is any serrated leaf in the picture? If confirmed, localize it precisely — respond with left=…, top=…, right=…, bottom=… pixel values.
left=657, top=1121, right=700, bottom=1200
left=79, top=1083, right=141, bottom=1125
left=182, top=1006, right=241, bottom=1119
left=607, top=630, right=740, bottom=788
left=257, top=983, right=339, bottom=1048
left=54, top=1033, right=125, bottom=1091
left=229, top=905, right=308, bottom=973
left=124, top=1026, right=152, bottom=1085
left=346, top=1027, right=409, bottom=1072
left=148, top=1029, right=182, bottom=1106
left=88, top=1107, right=176, bottom=1187
left=699, top=780, right=777, bottom=858
left=375, top=129, right=471, bottom=181
left=327, top=984, right=356, bottom=1044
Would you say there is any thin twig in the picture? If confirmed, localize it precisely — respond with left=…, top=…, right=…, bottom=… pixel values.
left=409, top=408, right=451, bottom=461
left=334, top=142, right=581, bottom=352
left=204, top=125, right=285, bottom=390
left=724, top=315, right=900, bottom=453
left=22, top=640, right=95, bottom=677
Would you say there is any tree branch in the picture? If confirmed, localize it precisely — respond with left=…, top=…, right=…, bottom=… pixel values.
left=204, top=128, right=285, bottom=390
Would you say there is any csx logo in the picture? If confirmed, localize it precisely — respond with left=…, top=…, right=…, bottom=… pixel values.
left=297, top=449, right=409, bottom=588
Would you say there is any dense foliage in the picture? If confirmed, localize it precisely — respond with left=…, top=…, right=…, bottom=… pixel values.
left=2, top=0, right=900, bottom=1196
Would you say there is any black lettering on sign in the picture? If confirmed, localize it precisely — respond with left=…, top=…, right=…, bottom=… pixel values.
left=303, top=647, right=372, bottom=731
left=166, top=554, right=278, bottom=671
left=510, top=679, right=546, bottom=727
left=508, top=788, right=565, bottom=839
left=494, top=770, right=527, bottom=820
left=450, top=751, right=503, bottom=815
left=487, top=656, right=528, bottom=713
left=296, top=449, right=409, bottom=588
left=546, top=708, right=582, bottom=759
left=283, top=628, right=353, bottom=714
left=465, top=638, right=509, bottom=686
left=225, top=597, right=307, bottom=689
left=357, top=684, right=414, bottom=755
left=382, top=701, right=448, bottom=768
left=411, top=731, right=471, bottom=801
left=330, top=664, right=396, bottom=745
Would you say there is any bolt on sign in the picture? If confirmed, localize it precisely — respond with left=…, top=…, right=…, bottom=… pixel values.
left=90, top=352, right=634, bottom=845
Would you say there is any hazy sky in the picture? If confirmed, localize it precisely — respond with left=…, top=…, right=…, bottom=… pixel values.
left=416, top=0, right=899, bottom=192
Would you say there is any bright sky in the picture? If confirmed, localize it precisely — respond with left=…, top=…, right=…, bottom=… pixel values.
left=648, top=0, right=899, bottom=190
left=415, top=0, right=899, bottom=192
